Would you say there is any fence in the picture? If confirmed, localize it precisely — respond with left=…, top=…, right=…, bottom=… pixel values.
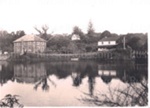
left=9, top=50, right=148, bottom=62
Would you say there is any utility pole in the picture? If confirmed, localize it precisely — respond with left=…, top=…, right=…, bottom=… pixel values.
left=123, top=36, right=126, bottom=50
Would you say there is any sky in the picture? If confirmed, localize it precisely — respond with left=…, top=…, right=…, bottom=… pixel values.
left=0, top=0, right=150, bottom=35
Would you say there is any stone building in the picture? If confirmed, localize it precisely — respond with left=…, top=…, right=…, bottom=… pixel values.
left=13, top=34, right=46, bottom=54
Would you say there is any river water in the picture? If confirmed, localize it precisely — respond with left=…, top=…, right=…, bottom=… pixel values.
left=0, top=60, right=148, bottom=106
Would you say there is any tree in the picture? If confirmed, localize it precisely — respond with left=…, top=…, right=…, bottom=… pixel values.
left=34, top=25, right=49, bottom=34
left=34, top=25, right=52, bottom=40
left=87, top=21, right=95, bottom=37
left=72, top=26, right=84, bottom=35
left=0, top=30, right=8, bottom=37
left=100, top=30, right=111, bottom=39
left=0, top=30, right=26, bottom=52
left=15, top=30, right=25, bottom=39
left=66, top=42, right=79, bottom=53
left=72, top=26, right=85, bottom=41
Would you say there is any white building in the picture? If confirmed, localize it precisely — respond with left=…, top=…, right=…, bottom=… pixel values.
left=98, top=36, right=119, bottom=51
left=71, top=34, right=80, bottom=41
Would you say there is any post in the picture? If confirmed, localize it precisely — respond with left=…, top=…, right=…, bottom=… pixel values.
left=123, top=36, right=126, bottom=50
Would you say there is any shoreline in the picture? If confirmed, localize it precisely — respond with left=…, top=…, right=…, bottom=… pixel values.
left=7, top=50, right=147, bottom=64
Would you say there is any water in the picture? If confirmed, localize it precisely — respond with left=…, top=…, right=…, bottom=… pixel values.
left=0, top=61, right=148, bottom=106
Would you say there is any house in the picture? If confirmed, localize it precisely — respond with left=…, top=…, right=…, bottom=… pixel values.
left=71, top=34, right=80, bottom=41
left=98, top=36, right=119, bottom=51
left=13, top=34, right=46, bottom=54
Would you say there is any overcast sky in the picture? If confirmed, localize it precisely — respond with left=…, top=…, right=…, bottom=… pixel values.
left=0, top=0, right=150, bottom=34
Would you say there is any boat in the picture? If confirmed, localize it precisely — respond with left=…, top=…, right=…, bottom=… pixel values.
left=71, top=58, right=79, bottom=61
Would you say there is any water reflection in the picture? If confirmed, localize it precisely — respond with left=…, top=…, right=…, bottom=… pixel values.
left=80, top=77, right=148, bottom=106
left=14, top=63, right=46, bottom=83
left=0, top=61, right=148, bottom=106
left=0, top=61, right=14, bottom=86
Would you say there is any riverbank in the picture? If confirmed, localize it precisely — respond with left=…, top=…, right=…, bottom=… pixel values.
left=8, top=49, right=147, bottom=63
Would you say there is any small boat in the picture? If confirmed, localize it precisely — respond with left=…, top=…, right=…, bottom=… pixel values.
left=71, top=58, right=79, bottom=61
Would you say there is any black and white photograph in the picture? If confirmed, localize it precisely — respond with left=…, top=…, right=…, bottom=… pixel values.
left=0, top=0, right=149, bottom=107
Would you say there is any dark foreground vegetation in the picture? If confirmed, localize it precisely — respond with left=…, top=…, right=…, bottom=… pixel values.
left=0, top=94, right=23, bottom=107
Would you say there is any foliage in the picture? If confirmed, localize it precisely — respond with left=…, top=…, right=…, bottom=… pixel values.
left=0, top=94, right=23, bottom=107
left=0, top=23, right=148, bottom=54
left=0, top=30, right=25, bottom=52
left=72, top=26, right=84, bottom=36
left=117, top=33, right=147, bottom=51
left=87, top=21, right=95, bottom=37
left=100, top=30, right=111, bottom=39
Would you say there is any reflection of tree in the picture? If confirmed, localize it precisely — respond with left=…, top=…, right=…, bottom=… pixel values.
left=88, top=76, right=95, bottom=96
left=79, top=77, right=147, bottom=106
left=85, top=64, right=96, bottom=96
left=101, top=76, right=112, bottom=84
left=0, top=63, right=14, bottom=86
left=34, top=76, right=56, bottom=91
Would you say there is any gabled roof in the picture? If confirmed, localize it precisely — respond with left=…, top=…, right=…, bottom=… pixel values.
left=13, top=34, right=46, bottom=43
left=100, top=36, right=119, bottom=41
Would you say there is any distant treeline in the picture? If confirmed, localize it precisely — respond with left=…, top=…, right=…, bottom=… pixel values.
left=0, top=24, right=148, bottom=53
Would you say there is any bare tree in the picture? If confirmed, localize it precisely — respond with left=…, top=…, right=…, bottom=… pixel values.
left=34, top=26, right=42, bottom=34
left=34, top=25, right=49, bottom=35
left=42, top=25, right=49, bottom=34
left=34, top=25, right=53, bottom=40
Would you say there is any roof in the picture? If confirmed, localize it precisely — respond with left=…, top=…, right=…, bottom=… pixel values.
left=100, top=36, right=119, bottom=41
left=13, top=34, right=46, bottom=43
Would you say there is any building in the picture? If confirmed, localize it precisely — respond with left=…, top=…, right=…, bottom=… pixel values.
left=71, top=34, right=80, bottom=41
left=98, top=36, right=119, bottom=51
left=13, top=34, right=46, bottom=54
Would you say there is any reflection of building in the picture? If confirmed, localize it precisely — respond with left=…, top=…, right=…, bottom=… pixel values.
left=13, top=34, right=46, bottom=54
left=14, top=63, right=46, bottom=83
left=98, top=70, right=116, bottom=76
left=98, top=70, right=117, bottom=84
left=98, top=36, right=119, bottom=51
left=98, top=64, right=117, bottom=83
left=71, top=72, right=82, bottom=86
